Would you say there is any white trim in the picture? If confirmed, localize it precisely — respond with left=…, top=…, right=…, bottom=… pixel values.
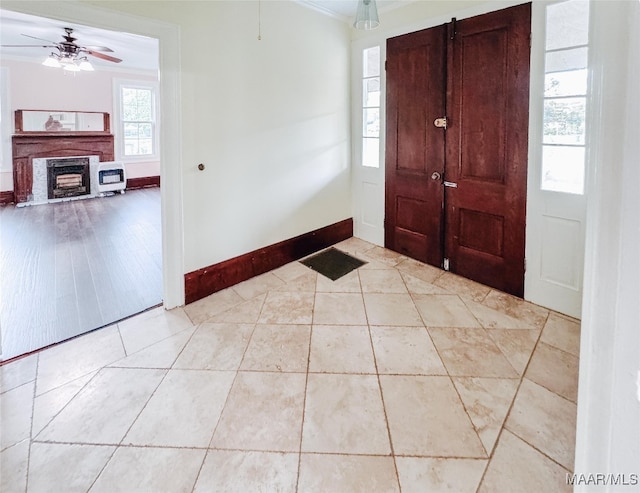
left=351, top=41, right=385, bottom=246
left=524, top=0, right=588, bottom=319
left=575, top=0, right=640, bottom=484
left=0, top=67, right=11, bottom=173
left=2, top=0, right=184, bottom=308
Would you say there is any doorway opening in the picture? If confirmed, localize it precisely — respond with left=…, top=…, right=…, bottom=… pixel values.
left=0, top=10, right=163, bottom=360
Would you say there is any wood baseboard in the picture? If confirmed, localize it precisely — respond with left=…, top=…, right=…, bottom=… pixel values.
left=126, top=176, right=160, bottom=190
left=0, top=190, right=15, bottom=205
left=184, top=218, right=353, bottom=304
left=0, top=177, right=160, bottom=205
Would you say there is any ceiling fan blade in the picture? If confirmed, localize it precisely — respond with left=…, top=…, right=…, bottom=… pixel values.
left=85, top=50, right=122, bottom=63
left=21, top=33, right=58, bottom=44
left=82, top=45, right=114, bottom=53
left=1, top=44, right=58, bottom=48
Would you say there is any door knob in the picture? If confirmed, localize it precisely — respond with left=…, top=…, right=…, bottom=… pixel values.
left=431, top=171, right=441, bottom=181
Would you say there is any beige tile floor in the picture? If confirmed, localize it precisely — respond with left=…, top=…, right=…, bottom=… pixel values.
left=0, top=238, right=581, bottom=492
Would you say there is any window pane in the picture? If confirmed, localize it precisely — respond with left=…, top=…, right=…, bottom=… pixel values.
left=138, top=139, right=153, bottom=155
left=543, top=97, right=586, bottom=144
left=541, top=145, right=585, bottom=194
left=546, top=0, right=589, bottom=50
left=363, top=46, right=380, bottom=78
left=546, top=47, right=587, bottom=73
left=122, top=87, right=152, bottom=121
left=362, top=137, right=379, bottom=168
left=139, top=123, right=152, bottom=138
left=124, top=122, right=140, bottom=138
left=545, top=69, right=587, bottom=97
left=363, top=78, right=380, bottom=107
left=124, top=139, right=139, bottom=156
left=363, top=108, right=380, bottom=137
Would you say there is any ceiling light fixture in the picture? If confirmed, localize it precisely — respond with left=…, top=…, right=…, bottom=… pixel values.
left=354, top=0, right=380, bottom=30
left=77, top=58, right=95, bottom=71
left=42, top=53, right=94, bottom=72
left=42, top=53, right=61, bottom=68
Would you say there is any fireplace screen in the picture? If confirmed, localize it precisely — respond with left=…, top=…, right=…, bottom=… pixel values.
left=47, top=157, right=91, bottom=199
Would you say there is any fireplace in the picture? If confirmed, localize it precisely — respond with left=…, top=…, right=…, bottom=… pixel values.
left=47, top=157, right=91, bottom=199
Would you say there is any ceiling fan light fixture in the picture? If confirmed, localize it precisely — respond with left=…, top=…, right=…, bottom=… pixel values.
left=42, top=53, right=61, bottom=68
left=78, top=58, right=94, bottom=71
left=63, top=62, right=81, bottom=72
left=354, top=0, right=380, bottom=30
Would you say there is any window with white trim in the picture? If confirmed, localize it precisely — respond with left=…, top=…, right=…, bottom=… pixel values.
left=362, top=46, right=381, bottom=168
left=541, top=0, right=590, bottom=194
left=114, top=80, right=158, bottom=160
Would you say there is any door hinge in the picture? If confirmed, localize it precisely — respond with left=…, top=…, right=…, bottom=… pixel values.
left=443, top=258, right=450, bottom=271
left=385, top=60, right=387, bottom=71
left=449, top=17, right=457, bottom=40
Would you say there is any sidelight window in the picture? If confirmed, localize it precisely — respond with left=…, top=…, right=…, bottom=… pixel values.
left=541, top=0, right=590, bottom=194
left=361, top=46, right=381, bottom=168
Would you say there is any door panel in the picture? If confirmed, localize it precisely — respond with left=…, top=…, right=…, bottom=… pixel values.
left=385, top=25, right=446, bottom=266
left=385, top=3, right=531, bottom=297
left=445, top=3, right=531, bottom=297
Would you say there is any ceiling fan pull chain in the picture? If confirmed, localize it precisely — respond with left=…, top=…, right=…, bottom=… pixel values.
left=258, top=0, right=262, bottom=41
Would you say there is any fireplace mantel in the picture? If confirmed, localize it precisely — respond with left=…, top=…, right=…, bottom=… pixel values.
left=12, top=133, right=114, bottom=203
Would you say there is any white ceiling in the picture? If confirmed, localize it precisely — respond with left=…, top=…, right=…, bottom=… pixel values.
left=0, top=1, right=410, bottom=72
left=297, top=0, right=410, bottom=21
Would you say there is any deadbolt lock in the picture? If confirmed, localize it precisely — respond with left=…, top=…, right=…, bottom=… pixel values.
left=431, top=172, right=441, bottom=181
left=433, top=117, right=448, bottom=129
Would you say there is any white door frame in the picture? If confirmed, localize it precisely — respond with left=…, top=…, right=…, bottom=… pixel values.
left=2, top=0, right=185, bottom=308
left=351, top=0, right=588, bottom=318
left=524, top=0, right=588, bottom=319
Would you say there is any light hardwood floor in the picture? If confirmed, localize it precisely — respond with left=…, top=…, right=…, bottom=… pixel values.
left=0, top=188, right=162, bottom=360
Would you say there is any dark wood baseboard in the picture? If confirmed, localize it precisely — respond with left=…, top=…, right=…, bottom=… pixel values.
left=0, top=177, right=160, bottom=204
left=126, top=176, right=160, bottom=190
left=0, top=190, right=15, bottom=205
left=185, top=218, right=353, bottom=304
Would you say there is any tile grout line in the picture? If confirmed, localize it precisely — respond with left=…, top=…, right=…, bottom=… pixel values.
left=115, top=323, right=128, bottom=357
left=30, top=369, right=102, bottom=443
left=192, top=296, right=269, bottom=490
left=360, top=268, right=403, bottom=493
left=474, top=310, right=552, bottom=492
left=413, top=284, right=494, bottom=491
left=205, top=320, right=261, bottom=451
left=422, top=318, right=493, bottom=464
left=294, top=277, right=319, bottom=493
left=23, top=352, right=40, bottom=493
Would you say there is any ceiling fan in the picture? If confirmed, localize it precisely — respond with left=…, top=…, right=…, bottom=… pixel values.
left=2, top=27, right=122, bottom=70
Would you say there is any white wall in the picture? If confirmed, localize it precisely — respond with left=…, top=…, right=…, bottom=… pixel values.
left=176, top=1, right=352, bottom=271
left=0, top=57, right=160, bottom=190
left=575, top=0, right=640, bottom=485
left=75, top=0, right=352, bottom=274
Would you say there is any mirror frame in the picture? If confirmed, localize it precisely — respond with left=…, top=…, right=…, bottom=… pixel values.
left=14, top=109, right=111, bottom=134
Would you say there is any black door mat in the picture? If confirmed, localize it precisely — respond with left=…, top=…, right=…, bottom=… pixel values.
left=300, top=247, right=367, bottom=281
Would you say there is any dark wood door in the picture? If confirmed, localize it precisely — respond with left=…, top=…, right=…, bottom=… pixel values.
left=385, top=3, right=531, bottom=297
left=385, top=24, right=447, bottom=266
left=444, top=3, right=531, bottom=297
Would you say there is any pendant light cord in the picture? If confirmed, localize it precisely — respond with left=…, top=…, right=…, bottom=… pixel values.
left=258, top=0, right=262, bottom=41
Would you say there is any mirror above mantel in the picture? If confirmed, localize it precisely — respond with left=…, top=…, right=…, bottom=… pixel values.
left=14, top=110, right=110, bottom=133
